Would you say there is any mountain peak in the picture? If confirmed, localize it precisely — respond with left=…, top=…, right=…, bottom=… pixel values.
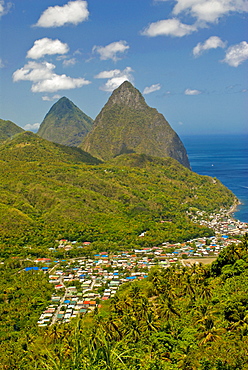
left=107, top=81, right=146, bottom=110
left=0, top=119, right=24, bottom=143
left=38, top=97, right=93, bottom=147
left=81, top=82, right=191, bottom=169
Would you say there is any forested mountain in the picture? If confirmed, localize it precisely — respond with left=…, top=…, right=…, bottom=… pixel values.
left=0, top=131, right=234, bottom=254
left=81, top=81, right=190, bottom=169
left=0, top=118, right=24, bottom=143
left=38, top=97, right=93, bottom=147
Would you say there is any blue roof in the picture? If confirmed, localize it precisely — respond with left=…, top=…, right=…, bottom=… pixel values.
left=64, top=300, right=70, bottom=303
left=41, top=267, right=49, bottom=270
left=126, top=276, right=137, bottom=280
left=25, top=266, right=39, bottom=271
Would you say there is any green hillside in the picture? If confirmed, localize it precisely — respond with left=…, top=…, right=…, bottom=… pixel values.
left=38, top=97, right=93, bottom=146
left=0, top=133, right=235, bottom=254
left=81, top=81, right=190, bottom=168
left=0, top=118, right=24, bottom=143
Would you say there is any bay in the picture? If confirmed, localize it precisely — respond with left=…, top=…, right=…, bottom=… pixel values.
left=181, top=134, right=248, bottom=223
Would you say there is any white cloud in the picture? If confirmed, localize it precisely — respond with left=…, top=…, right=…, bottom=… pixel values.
left=95, top=67, right=134, bottom=92
left=32, top=75, right=90, bottom=93
left=13, top=61, right=91, bottom=93
left=34, top=0, right=89, bottom=28
left=141, top=18, right=196, bottom=37
left=156, top=0, right=248, bottom=23
left=27, top=38, right=69, bottom=59
left=193, top=36, right=226, bottom=56
left=143, top=84, right=161, bottom=94
left=13, top=61, right=56, bottom=82
left=62, top=58, right=77, bottom=67
left=94, top=69, right=125, bottom=79
left=24, top=122, right=40, bottom=132
left=0, top=0, right=12, bottom=18
left=93, top=41, right=130, bottom=61
left=185, top=88, right=202, bottom=95
left=42, top=95, right=61, bottom=101
left=222, top=41, right=248, bottom=67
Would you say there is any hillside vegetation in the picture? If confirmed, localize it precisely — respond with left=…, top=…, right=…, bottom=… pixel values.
left=0, top=132, right=235, bottom=256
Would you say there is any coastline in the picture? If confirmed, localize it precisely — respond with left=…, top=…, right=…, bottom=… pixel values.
left=226, top=198, right=242, bottom=218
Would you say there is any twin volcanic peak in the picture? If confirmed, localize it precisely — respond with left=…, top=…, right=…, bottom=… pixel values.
left=80, top=81, right=191, bottom=169
left=37, top=97, right=93, bottom=147
left=2, top=81, right=190, bottom=169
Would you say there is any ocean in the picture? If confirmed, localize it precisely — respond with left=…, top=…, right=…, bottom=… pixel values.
left=181, top=134, right=248, bottom=223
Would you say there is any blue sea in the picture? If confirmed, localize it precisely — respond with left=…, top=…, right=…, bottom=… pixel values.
left=181, top=135, right=248, bottom=223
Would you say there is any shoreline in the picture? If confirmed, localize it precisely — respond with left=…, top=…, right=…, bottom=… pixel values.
left=226, top=199, right=242, bottom=218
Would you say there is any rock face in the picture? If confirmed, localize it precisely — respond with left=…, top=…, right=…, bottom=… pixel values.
left=81, top=81, right=190, bottom=169
left=38, top=97, right=93, bottom=147
left=0, top=119, right=24, bottom=143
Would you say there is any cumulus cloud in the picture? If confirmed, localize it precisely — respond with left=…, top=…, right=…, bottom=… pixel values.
left=32, top=75, right=90, bottom=93
left=0, top=0, right=12, bottom=18
left=143, top=84, right=161, bottom=94
left=141, top=18, right=196, bottom=37
left=23, top=123, right=40, bottom=132
left=13, top=61, right=56, bottom=82
left=185, top=88, right=202, bottom=95
left=193, top=36, right=226, bottom=56
left=42, top=94, right=61, bottom=101
left=26, top=38, right=69, bottom=59
left=93, top=40, right=130, bottom=61
left=156, top=0, right=248, bottom=23
left=95, top=67, right=134, bottom=92
left=34, top=0, right=89, bottom=28
left=13, top=61, right=91, bottom=93
left=222, top=41, right=248, bottom=67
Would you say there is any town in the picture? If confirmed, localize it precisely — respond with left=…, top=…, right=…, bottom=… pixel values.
left=33, top=209, right=247, bottom=327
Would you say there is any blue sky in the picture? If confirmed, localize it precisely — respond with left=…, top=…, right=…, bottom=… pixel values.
left=0, top=0, right=247, bottom=135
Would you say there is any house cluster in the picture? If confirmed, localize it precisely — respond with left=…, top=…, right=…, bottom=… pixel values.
left=37, top=256, right=148, bottom=326
left=35, top=209, right=247, bottom=327
left=37, top=237, right=244, bottom=326
left=188, top=208, right=248, bottom=236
